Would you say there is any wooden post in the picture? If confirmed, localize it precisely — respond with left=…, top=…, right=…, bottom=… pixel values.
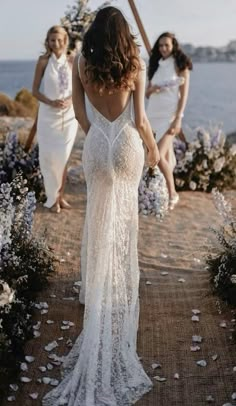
left=127, top=0, right=152, bottom=55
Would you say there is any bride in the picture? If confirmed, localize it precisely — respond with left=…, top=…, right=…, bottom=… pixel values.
left=42, top=6, right=159, bottom=406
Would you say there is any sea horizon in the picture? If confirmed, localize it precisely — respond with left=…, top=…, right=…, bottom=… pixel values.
left=0, top=60, right=235, bottom=135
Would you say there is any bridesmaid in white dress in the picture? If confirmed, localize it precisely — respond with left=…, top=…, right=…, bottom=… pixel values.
left=42, top=7, right=159, bottom=406
left=146, top=32, right=192, bottom=209
left=32, top=26, right=77, bottom=213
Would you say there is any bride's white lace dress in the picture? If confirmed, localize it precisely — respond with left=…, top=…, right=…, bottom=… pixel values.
left=42, top=97, right=153, bottom=406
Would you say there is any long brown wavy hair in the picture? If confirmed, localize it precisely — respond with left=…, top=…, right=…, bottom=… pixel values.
left=148, top=32, right=193, bottom=81
left=82, top=6, right=141, bottom=93
left=44, top=25, right=69, bottom=56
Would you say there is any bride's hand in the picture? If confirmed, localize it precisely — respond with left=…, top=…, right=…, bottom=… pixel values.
left=168, top=117, right=182, bottom=136
left=147, top=144, right=160, bottom=168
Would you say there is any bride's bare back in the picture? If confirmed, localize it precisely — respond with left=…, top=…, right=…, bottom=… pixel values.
left=79, top=54, right=131, bottom=123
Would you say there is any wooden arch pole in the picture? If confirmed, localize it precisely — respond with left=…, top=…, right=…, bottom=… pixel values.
left=128, top=0, right=152, bottom=55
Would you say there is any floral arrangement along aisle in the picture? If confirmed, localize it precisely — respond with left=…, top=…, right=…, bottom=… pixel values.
left=174, top=125, right=236, bottom=192
left=0, top=132, right=44, bottom=200
left=0, top=175, right=55, bottom=399
left=206, top=189, right=236, bottom=308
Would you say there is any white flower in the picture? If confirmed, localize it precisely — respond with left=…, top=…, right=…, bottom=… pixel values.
left=229, top=144, right=236, bottom=156
left=213, top=157, right=225, bottom=173
left=185, top=151, right=193, bottom=162
left=202, top=159, right=208, bottom=169
left=0, top=281, right=15, bottom=307
left=0, top=318, right=3, bottom=329
left=189, top=181, right=197, bottom=190
left=230, top=275, right=236, bottom=284
left=218, top=133, right=226, bottom=148
left=203, top=131, right=210, bottom=146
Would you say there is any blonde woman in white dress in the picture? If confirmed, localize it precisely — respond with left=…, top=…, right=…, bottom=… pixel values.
left=32, top=26, right=77, bottom=213
left=146, top=32, right=192, bottom=209
left=42, top=6, right=159, bottom=406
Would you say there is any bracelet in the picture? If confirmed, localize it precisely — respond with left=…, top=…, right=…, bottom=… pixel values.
left=176, top=113, right=184, bottom=118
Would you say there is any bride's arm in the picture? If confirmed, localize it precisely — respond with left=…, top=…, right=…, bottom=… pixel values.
left=133, top=60, right=160, bottom=168
left=72, top=54, right=90, bottom=134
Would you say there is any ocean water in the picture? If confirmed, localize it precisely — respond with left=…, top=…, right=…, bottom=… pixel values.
left=0, top=60, right=235, bottom=134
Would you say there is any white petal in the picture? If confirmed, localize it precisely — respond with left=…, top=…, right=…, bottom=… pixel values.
left=190, top=345, right=201, bottom=352
left=20, top=377, right=32, bottom=383
left=7, top=396, right=16, bottom=401
left=44, top=341, right=58, bottom=352
left=212, top=354, right=218, bottom=361
left=50, top=379, right=59, bottom=386
left=38, top=366, right=47, bottom=372
left=192, top=309, right=201, bottom=315
left=46, top=320, right=54, bottom=325
left=178, top=278, right=185, bottom=283
left=151, top=363, right=161, bottom=369
left=220, top=321, right=227, bottom=328
left=153, top=375, right=166, bottom=382
left=9, top=384, right=19, bottom=392
left=33, top=321, right=41, bottom=330
left=42, top=377, right=51, bottom=384
left=41, top=309, right=48, bottom=315
left=146, top=281, right=152, bottom=285
left=174, top=373, right=180, bottom=379
left=192, top=335, right=203, bottom=343
left=29, top=393, right=39, bottom=400
left=20, top=363, right=28, bottom=372
left=47, top=363, right=54, bottom=370
left=196, top=360, right=207, bottom=367
left=161, top=272, right=168, bottom=276
left=25, top=356, right=35, bottom=363
left=161, top=253, right=168, bottom=258
left=191, top=315, right=200, bottom=322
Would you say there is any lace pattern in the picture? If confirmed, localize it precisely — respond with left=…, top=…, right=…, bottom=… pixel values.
left=42, top=98, right=153, bottom=406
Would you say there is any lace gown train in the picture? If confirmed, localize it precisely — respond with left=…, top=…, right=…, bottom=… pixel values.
left=42, top=98, right=153, bottom=406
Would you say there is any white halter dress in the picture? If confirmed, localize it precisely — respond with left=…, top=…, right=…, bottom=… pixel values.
left=37, top=53, right=77, bottom=207
left=146, top=55, right=181, bottom=169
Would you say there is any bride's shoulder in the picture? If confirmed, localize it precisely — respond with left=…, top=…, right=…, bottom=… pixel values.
left=138, top=57, right=147, bottom=72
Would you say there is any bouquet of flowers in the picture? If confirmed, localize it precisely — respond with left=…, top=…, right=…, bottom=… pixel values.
left=138, top=166, right=169, bottom=218
left=0, top=175, right=55, bottom=398
left=206, top=189, right=236, bottom=307
left=174, top=125, right=236, bottom=192
left=157, top=76, right=185, bottom=90
left=0, top=132, right=44, bottom=200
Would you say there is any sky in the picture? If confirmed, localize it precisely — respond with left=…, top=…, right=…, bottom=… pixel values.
left=0, top=0, right=236, bottom=60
